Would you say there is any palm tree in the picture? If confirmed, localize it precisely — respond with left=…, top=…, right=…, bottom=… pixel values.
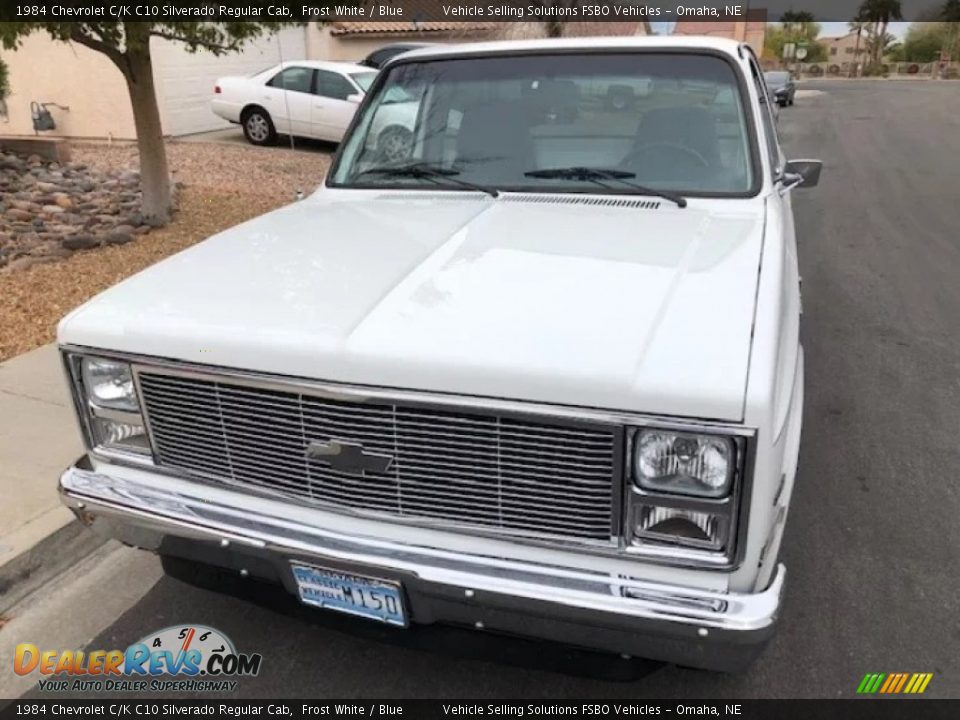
left=942, top=0, right=960, bottom=64
left=857, top=0, right=904, bottom=68
left=866, top=31, right=899, bottom=63
left=781, top=10, right=819, bottom=42
left=849, top=12, right=871, bottom=76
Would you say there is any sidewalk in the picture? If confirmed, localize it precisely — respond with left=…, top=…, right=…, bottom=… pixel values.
left=0, top=344, right=82, bottom=570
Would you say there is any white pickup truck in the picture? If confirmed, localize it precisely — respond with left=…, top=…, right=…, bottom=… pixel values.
left=58, top=37, right=820, bottom=672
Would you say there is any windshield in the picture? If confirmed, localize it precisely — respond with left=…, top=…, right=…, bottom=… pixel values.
left=331, top=52, right=757, bottom=196
left=765, top=72, right=790, bottom=85
left=349, top=71, right=378, bottom=93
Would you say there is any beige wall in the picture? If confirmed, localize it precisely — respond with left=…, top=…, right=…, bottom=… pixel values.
left=1, top=32, right=136, bottom=140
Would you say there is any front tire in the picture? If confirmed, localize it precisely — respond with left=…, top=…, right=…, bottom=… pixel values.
left=242, top=107, right=276, bottom=146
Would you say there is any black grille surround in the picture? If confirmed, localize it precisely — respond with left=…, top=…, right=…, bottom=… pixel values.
left=136, top=370, right=621, bottom=545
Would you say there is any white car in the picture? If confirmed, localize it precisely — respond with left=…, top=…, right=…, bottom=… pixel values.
left=59, top=37, right=821, bottom=672
left=211, top=60, right=379, bottom=146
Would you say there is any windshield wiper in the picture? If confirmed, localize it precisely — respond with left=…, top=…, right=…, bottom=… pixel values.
left=352, top=162, right=499, bottom=198
left=524, top=167, right=687, bottom=208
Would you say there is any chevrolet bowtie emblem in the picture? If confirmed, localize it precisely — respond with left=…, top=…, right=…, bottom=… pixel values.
left=305, top=440, right=394, bottom=476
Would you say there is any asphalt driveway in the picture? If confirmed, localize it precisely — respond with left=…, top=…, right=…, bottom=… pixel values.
left=6, top=79, right=960, bottom=700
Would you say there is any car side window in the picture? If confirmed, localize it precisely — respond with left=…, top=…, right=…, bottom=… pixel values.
left=316, top=71, right=356, bottom=101
left=266, top=67, right=315, bottom=94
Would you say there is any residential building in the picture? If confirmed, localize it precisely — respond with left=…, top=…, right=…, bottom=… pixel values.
left=821, top=31, right=869, bottom=62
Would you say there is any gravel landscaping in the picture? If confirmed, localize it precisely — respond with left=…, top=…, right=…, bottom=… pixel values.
left=0, top=139, right=333, bottom=361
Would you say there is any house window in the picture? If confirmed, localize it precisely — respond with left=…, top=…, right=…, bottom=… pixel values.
left=845, top=47, right=855, bottom=54
left=831, top=47, right=838, bottom=55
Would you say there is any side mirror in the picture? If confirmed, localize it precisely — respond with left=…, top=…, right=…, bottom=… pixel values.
left=346, top=93, right=363, bottom=104
left=781, top=159, right=822, bottom=191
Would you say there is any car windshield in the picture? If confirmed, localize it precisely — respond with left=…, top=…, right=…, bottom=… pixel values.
left=349, top=71, right=378, bottom=92
left=330, top=52, right=757, bottom=196
left=765, top=72, right=790, bottom=85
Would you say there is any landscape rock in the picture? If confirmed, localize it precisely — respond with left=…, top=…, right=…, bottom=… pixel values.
left=5, top=209, right=32, bottom=222
left=104, top=226, right=135, bottom=245
left=0, top=149, right=157, bottom=269
left=61, top=233, right=101, bottom=251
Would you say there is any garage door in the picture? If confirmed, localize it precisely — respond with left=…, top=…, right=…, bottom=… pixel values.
left=152, top=27, right=308, bottom=137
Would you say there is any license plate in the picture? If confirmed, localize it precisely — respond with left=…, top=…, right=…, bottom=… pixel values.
left=291, top=563, right=407, bottom=627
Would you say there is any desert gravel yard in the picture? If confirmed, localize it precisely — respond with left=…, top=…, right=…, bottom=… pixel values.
left=0, top=140, right=332, bottom=361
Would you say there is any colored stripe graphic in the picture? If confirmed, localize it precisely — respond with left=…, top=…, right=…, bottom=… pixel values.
left=894, top=673, right=909, bottom=693
left=857, top=672, right=932, bottom=694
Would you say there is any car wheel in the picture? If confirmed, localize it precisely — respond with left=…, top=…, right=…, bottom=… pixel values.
left=378, top=126, right=413, bottom=164
left=242, top=107, right=276, bottom=146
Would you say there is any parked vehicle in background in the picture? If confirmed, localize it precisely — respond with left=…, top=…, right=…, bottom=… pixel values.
left=211, top=61, right=379, bottom=145
left=361, top=43, right=434, bottom=69
left=764, top=71, right=796, bottom=107
left=60, top=37, right=822, bottom=673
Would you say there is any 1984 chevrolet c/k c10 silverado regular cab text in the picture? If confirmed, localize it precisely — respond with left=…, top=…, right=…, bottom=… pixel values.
left=57, top=37, right=821, bottom=672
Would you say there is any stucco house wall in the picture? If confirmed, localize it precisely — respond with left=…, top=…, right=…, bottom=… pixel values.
left=1, top=27, right=308, bottom=140
left=1, top=32, right=136, bottom=140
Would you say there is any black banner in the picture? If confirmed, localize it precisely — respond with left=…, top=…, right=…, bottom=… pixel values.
left=2, top=701, right=960, bottom=719
left=0, top=0, right=955, bottom=23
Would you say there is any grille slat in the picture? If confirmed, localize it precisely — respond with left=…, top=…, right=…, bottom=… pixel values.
left=139, top=372, right=617, bottom=542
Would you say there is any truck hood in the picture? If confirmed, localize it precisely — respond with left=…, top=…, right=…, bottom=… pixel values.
left=60, top=191, right=766, bottom=422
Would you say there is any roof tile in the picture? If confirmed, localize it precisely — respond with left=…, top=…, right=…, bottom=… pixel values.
left=330, top=21, right=498, bottom=36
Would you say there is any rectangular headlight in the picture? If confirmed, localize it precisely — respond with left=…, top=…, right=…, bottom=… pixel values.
left=81, top=357, right=139, bottom=412
left=634, top=429, right=734, bottom=498
left=66, top=353, right=152, bottom=459
left=627, top=428, right=746, bottom=566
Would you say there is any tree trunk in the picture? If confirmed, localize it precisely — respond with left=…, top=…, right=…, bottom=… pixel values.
left=852, top=29, right=862, bottom=77
left=878, top=20, right=889, bottom=68
left=123, top=40, right=172, bottom=226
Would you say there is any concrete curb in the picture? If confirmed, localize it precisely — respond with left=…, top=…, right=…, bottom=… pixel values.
left=0, top=343, right=88, bottom=614
left=0, top=516, right=107, bottom=616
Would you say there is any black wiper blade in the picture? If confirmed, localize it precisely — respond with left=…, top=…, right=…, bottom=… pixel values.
left=524, top=166, right=687, bottom=208
left=353, top=162, right=499, bottom=198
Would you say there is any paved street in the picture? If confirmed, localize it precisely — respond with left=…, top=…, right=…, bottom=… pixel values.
left=3, top=80, right=959, bottom=700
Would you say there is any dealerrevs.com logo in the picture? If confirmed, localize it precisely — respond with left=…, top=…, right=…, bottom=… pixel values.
left=14, top=625, right=262, bottom=693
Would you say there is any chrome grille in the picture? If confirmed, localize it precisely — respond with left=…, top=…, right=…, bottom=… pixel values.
left=137, top=371, right=618, bottom=542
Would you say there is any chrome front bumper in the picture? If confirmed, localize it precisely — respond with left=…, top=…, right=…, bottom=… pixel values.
left=60, top=458, right=785, bottom=672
